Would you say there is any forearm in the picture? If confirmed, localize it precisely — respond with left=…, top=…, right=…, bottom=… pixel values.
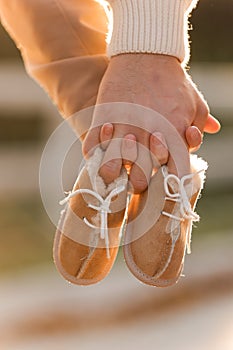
left=105, top=0, right=199, bottom=64
left=0, top=0, right=108, bottom=121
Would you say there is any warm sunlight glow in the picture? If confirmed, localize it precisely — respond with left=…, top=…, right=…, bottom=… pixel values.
left=95, top=0, right=113, bottom=44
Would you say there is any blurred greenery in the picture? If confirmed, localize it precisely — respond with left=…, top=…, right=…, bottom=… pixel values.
left=196, top=188, right=233, bottom=235
left=191, top=0, right=233, bottom=62
left=0, top=111, right=45, bottom=145
left=0, top=197, right=54, bottom=275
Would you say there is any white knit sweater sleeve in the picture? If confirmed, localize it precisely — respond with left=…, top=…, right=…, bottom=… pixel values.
left=105, top=0, right=199, bottom=63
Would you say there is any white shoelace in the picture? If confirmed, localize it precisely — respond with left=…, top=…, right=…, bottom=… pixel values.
left=161, top=167, right=201, bottom=223
left=161, top=167, right=204, bottom=256
left=59, top=185, right=125, bottom=259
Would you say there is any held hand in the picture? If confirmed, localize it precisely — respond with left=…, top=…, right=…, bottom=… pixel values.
left=83, top=54, right=220, bottom=192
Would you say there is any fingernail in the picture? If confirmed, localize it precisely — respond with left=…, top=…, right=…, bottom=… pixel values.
left=189, top=126, right=203, bottom=144
left=103, top=123, right=113, bottom=135
left=124, top=135, right=136, bottom=148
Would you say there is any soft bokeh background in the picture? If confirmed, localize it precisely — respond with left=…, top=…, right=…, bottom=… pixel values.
left=0, top=1, right=233, bottom=349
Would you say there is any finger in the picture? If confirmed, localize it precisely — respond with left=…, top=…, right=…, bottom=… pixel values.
left=121, top=134, right=137, bottom=168
left=150, top=132, right=169, bottom=170
left=99, top=138, right=122, bottom=185
left=100, top=123, right=114, bottom=150
left=203, top=114, right=221, bottom=134
left=186, top=126, right=203, bottom=151
left=129, top=143, right=152, bottom=194
left=82, top=126, right=100, bottom=159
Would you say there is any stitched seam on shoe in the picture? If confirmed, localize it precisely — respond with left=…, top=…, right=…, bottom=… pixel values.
left=75, top=246, right=97, bottom=279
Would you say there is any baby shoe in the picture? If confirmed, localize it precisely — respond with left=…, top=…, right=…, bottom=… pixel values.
left=53, top=147, right=128, bottom=285
left=123, top=155, right=208, bottom=287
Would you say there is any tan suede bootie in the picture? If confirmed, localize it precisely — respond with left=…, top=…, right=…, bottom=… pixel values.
left=54, top=147, right=128, bottom=285
left=123, top=155, right=208, bottom=287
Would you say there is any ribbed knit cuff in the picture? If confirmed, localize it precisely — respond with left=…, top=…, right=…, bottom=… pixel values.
left=107, top=0, right=195, bottom=63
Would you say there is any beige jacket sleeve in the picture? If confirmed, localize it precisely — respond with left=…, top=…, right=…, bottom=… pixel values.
left=0, top=0, right=199, bottom=135
left=0, top=0, right=109, bottom=136
left=106, top=0, right=199, bottom=63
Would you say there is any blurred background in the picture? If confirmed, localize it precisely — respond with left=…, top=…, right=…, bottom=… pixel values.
left=0, top=0, right=232, bottom=349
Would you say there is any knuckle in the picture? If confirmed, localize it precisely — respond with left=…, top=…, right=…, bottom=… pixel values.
left=198, top=102, right=209, bottom=117
left=100, top=164, right=121, bottom=184
left=102, top=160, right=121, bottom=175
left=196, top=93, right=210, bottom=115
left=131, top=177, right=148, bottom=193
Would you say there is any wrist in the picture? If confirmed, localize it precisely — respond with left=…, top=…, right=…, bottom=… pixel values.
left=106, top=53, right=186, bottom=90
left=110, top=53, right=182, bottom=72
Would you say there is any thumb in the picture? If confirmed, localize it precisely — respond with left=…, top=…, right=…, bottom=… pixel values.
left=203, top=114, right=221, bottom=134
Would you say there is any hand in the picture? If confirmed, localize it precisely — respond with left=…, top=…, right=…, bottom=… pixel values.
left=83, top=54, right=220, bottom=193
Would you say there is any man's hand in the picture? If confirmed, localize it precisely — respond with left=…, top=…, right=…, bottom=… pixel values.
left=83, top=54, right=220, bottom=193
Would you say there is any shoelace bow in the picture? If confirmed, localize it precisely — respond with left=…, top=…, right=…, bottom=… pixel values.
left=161, top=167, right=204, bottom=257
left=148, top=167, right=204, bottom=279
left=59, top=185, right=125, bottom=259
left=161, top=168, right=202, bottom=223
